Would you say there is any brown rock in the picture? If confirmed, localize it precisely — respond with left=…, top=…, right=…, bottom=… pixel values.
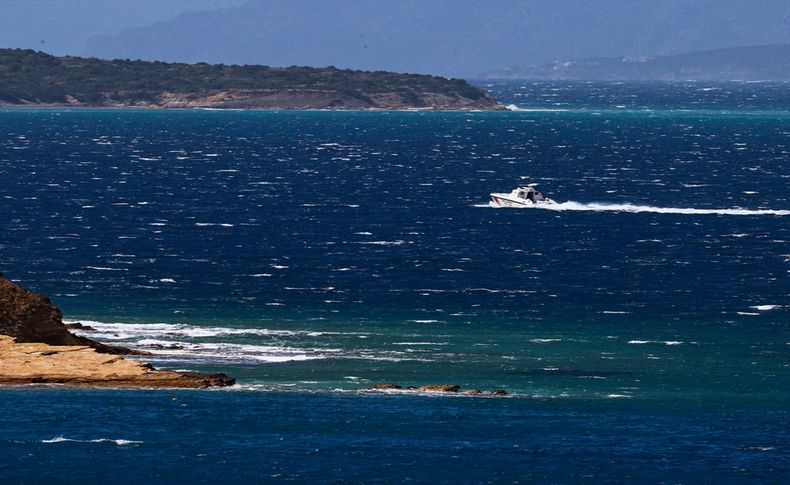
left=0, top=276, right=143, bottom=355
left=0, top=275, right=234, bottom=388
left=0, top=336, right=235, bottom=388
left=463, top=389, right=482, bottom=395
left=64, top=322, right=95, bottom=331
left=417, top=384, right=460, bottom=392
left=490, top=389, right=508, bottom=396
left=366, top=383, right=403, bottom=390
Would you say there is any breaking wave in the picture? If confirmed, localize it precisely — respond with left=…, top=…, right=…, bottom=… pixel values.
left=41, top=436, right=142, bottom=446
left=505, top=104, right=570, bottom=112
left=64, top=320, right=366, bottom=340
left=64, top=319, right=435, bottom=365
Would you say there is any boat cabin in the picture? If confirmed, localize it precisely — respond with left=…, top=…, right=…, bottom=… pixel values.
left=515, top=186, right=545, bottom=202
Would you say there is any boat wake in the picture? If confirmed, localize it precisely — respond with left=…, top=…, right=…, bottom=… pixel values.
left=478, top=201, right=790, bottom=216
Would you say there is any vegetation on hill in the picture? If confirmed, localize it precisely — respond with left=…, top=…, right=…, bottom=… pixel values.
left=0, top=49, right=499, bottom=109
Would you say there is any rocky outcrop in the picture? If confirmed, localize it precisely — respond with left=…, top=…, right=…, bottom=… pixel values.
left=363, top=383, right=507, bottom=395
left=0, top=275, right=234, bottom=388
left=417, top=384, right=461, bottom=392
left=0, top=275, right=139, bottom=355
left=0, top=336, right=234, bottom=388
left=132, top=89, right=501, bottom=111
left=368, top=383, right=403, bottom=390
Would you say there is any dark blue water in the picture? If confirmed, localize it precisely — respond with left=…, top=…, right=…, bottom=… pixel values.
left=1, top=389, right=787, bottom=483
left=1, top=82, right=788, bottom=482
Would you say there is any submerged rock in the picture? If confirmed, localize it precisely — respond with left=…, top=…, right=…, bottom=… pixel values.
left=362, top=383, right=509, bottom=396
left=417, top=384, right=461, bottom=392
left=367, top=383, right=403, bottom=390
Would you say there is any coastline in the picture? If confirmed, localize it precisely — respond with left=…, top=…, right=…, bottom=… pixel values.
left=0, top=50, right=506, bottom=112
left=0, top=335, right=232, bottom=388
left=0, top=276, right=234, bottom=389
left=0, top=103, right=509, bottom=112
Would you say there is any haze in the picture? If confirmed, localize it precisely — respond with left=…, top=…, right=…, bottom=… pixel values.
left=1, top=0, right=789, bottom=78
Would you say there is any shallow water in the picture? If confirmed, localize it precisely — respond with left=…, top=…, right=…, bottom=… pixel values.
left=1, top=81, right=788, bottom=481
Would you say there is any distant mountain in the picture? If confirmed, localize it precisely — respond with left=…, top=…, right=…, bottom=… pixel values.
left=81, top=0, right=790, bottom=78
left=484, top=44, right=790, bottom=81
left=0, top=49, right=501, bottom=110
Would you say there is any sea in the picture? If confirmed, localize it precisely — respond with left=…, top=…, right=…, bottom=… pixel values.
left=1, top=81, right=788, bottom=483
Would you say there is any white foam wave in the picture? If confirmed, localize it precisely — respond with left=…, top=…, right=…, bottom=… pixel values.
left=505, top=104, right=570, bottom=112
left=751, top=305, right=781, bottom=311
left=41, top=436, right=142, bottom=446
left=481, top=200, right=789, bottom=216
left=627, top=340, right=684, bottom=346
left=392, top=342, right=448, bottom=346
left=355, top=240, right=406, bottom=246
left=135, top=339, right=330, bottom=363
left=65, top=320, right=368, bottom=339
left=63, top=319, right=435, bottom=364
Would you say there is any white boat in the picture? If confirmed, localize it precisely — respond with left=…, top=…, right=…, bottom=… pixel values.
left=490, top=185, right=555, bottom=207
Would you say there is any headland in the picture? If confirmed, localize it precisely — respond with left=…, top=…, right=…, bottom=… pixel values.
left=0, top=275, right=234, bottom=388
left=0, top=49, right=503, bottom=111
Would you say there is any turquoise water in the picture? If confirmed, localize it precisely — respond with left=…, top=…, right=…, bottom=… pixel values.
left=1, top=82, right=788, bottom=481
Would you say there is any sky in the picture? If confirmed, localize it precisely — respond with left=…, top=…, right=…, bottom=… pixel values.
left=1, top=0, right=789, bottom=77
left=0, top=0, right=245, bottom=55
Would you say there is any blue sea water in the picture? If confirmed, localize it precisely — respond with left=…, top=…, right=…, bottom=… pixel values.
left=1, top=81, right=788, bottom=482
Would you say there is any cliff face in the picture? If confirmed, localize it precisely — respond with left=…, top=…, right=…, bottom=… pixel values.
left=140, top=89, right=497, bottom=110
left=0, top=275, right=135, bottom=354
left=0, top=275, right=234, bottom=388
left=0, top=49, right=504, bottom=110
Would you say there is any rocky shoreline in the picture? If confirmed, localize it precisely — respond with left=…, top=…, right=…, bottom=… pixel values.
left=0, top=89, right=505, bottom=111
left=0, top=275, right=234, bottom=388
left=0, top=49, right=505, bottom=111
left=0, top=275, right=508, bottom=393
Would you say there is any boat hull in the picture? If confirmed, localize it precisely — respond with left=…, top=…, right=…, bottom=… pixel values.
left=490, top=193, right=554, bottom=207
left=490, top=194, right=531, bottom=207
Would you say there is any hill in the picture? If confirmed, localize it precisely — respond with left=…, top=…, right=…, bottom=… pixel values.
left=78, top=0, right=790, bottom=78
left=0, top=49, right=501, bottom=110
left=485, top=44, right=790, bottom=81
